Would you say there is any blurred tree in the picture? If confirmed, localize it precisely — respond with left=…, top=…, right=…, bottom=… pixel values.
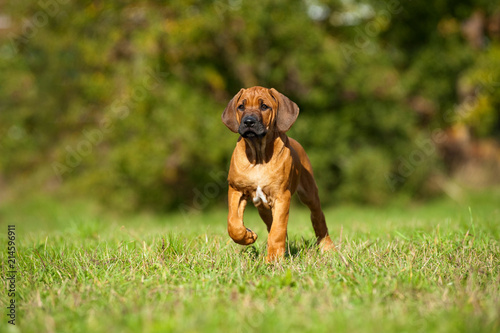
left=0, top=0, right=499, bottom=210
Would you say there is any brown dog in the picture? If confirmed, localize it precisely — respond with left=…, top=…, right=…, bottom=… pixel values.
left=222, top=86, right=335, bottom=262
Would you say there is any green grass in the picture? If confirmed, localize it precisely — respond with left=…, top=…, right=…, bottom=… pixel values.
left=1, top=190, right=500, bottom=333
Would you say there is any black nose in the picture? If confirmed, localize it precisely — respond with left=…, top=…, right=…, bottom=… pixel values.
left=243, top=116, right=257, bottom=127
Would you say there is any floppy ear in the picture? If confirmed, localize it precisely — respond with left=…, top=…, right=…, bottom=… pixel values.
left=269, top=88, right=299, bottom=132
left=221, top=88, right=244, bottom=133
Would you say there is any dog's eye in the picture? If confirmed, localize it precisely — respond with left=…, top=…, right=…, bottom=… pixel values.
left=261, top=104, right=269, bottom=111
left=237, top=104, right=245, bottom=111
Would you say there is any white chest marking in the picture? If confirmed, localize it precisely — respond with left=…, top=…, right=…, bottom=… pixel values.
left=253, top=186, right=268, bottom=206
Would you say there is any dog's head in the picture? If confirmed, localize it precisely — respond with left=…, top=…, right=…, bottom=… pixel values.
left=221, top=86, right=299, bottom=138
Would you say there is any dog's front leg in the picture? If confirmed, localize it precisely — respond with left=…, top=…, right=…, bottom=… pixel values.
left=266, top=190, right=291, bottom=262
left=227, top=185, right=258, bottom=245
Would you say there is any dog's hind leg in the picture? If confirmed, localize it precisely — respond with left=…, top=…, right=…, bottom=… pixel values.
left=257, top=205, right=273, bottom=233
left=296, top=168, right=335, bottom=252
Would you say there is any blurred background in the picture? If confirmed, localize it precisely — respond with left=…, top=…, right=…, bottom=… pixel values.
left=0, top=0, right=499, bottom=214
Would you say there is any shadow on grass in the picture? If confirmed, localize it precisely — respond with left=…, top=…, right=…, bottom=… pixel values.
left=286, top=237, right=318, bottom=258
left=240, top=237, right=318, bottom=260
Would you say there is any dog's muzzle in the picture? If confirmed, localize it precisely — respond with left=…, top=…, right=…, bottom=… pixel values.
left=238, top=115, right=267, bottom=138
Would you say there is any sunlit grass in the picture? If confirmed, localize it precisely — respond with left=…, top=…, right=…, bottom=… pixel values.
left=1, top=190, right=500, bottom=332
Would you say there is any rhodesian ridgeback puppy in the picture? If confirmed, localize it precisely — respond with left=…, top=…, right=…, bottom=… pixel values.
left=221, top=86, right=335, bottom=262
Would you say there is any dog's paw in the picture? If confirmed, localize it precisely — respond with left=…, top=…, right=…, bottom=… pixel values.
left=318, top=236, right=336, bottom=252
left=229, top=226, right=258, bottom=245
left=245, top=228, right=258, bottom=244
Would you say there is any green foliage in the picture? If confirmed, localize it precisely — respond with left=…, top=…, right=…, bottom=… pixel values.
left=0, top=0, right=499, bottom=210
left=336, top=148, right=393, bottom=204
left=458, top=45, right=500, bottom=137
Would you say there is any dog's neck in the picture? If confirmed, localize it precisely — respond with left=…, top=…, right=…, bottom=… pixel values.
left=242, top=130, right=286, bottom=164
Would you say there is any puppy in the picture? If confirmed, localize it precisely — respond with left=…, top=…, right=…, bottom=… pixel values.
left=222, top=86, right=335, bottom=261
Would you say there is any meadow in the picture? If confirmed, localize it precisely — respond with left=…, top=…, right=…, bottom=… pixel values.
left=1, top=189, right=499, bottom=333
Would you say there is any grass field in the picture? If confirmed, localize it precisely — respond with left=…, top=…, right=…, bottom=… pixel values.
left=1, top=189, right=500, bottom=333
